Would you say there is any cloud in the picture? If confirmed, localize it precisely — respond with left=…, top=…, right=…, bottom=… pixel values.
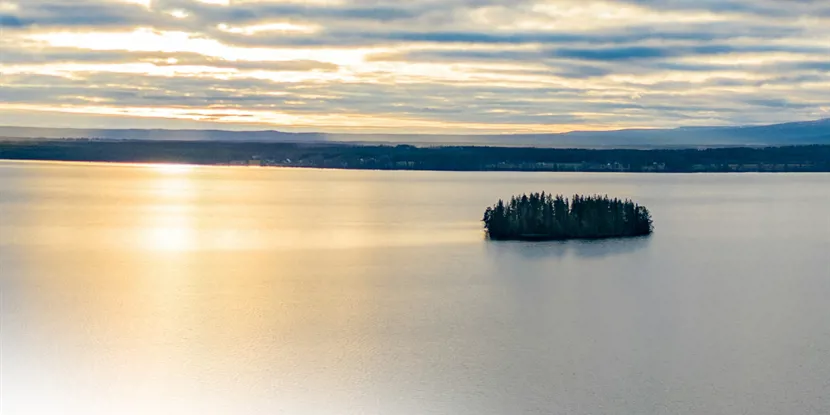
left=551, top=46, right=669, bottom=61
left=1, top=0, right=829, bottom=133
left=2, top=2, right=158, bottom=28
left=618, top=0, right=830, bottom=18
left=549, top=44, right=830, bottom=62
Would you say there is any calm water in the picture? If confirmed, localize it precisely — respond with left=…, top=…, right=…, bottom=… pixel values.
left=2, top=161, right=830, bottom=415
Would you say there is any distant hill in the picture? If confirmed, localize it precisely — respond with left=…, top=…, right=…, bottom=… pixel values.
left=2, top=118, right=829, bottom=148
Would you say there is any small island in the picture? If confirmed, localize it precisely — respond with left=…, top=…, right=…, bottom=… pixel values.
left=483, top=193, right=653, bottom=241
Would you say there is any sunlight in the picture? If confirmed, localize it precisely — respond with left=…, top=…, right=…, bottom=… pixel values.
left=150, top=164, right=196, bottom=174
left=1, top=62, right=236, bottom=77
left=29, top=28, right=380, bottom=66
left=141, top=168, right=198, bottom=252
left=217, top=22, right=320, bottom=35
left=167, top=9, right=190, bottom=19
left=120, top=0, right=151, bottom=8
left=234, top=0, right=345, bottom=4
left=0, top=102, right=625, bottom=133
left=193, top=0, right=230, bottom=5
left=146, top=225, right=195, bottom=252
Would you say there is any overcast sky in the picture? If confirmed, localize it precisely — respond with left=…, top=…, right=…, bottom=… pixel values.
left=1, top=0, right=829, bottom=133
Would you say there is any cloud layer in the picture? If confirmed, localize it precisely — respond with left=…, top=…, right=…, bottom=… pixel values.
left=1, top=0, right=829, bottom=133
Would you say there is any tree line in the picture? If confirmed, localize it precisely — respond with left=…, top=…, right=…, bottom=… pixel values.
left=483, top=193, right=653, bottom=240
left=2, top=140, right=830, bottom=172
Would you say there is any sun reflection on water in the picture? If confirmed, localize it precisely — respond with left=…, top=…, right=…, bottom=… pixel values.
left=142, top=163, right=198, bottom=252
left=149, top=163, right=196, bottom=175
left=146, top=223, right=196, bottom=252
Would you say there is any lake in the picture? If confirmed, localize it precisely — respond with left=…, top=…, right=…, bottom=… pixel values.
left=1, top=160, right=829, bottom=415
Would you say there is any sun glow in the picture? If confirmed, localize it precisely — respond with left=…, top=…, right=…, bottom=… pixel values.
left=141, top=165, right=197, bottom=252
left=167, top=9, right=190, bottom=19
left=150, top=164, right=196, bottom=175
left=29, top=29, right=378, bottom=66
left=120, top=0, right=151, bottom=8
left=193, top=0, right=229, bottom=5
left=0, top=102, right=618, bottom=133
left=217, top=22, right=320, bottom=35
left=147, top=224, right=195, bottom=252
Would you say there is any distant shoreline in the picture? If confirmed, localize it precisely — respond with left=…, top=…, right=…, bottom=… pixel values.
left=2, top=118, right=828, bottom=148
left=2, top=158, right=826, bottom=175
left=1, top=140, right=829, bottom=173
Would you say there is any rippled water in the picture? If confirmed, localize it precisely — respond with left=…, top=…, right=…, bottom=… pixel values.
left=2, top=161, right=829, bottom=415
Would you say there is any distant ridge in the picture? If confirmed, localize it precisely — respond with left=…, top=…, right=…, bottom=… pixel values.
left=1, top=118, right=829, bottom=149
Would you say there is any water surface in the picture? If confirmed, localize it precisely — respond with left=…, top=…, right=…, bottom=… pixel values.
left=2, top=161, right=829, bottom=414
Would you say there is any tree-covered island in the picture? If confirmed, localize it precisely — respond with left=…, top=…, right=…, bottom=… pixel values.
left=483, top=193, right=653, bottom=241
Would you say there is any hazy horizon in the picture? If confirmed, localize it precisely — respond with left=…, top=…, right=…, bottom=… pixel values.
left=2, top=116, right=830, bottom=136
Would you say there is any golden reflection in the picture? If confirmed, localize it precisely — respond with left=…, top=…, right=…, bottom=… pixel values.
left=142, top=164, right=197, bottom=252
left=146, top=220, right=196, bottom=252
left=149, top=163, right=196, bottom=175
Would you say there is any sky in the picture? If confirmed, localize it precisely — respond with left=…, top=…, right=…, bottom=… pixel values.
left=1, top=0, right=829, bottom=134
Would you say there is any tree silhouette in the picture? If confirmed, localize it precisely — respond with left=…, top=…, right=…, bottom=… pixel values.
left=483, top=193, right=653, bottom=240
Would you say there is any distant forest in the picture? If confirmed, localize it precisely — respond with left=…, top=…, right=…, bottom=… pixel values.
left=1, top=140, right=830, bottom=172
left=483, top=193, right=653, bottom=241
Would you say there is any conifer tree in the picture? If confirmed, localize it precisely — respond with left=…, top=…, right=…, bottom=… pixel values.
left=482, top=193, right=653, bottom=240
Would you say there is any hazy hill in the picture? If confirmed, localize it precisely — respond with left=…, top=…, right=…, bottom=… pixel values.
left=1, top=118, right=829, bottom=148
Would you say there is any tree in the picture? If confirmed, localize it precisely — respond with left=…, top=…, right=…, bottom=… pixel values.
left=482, top=193, right=653, bottom=240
